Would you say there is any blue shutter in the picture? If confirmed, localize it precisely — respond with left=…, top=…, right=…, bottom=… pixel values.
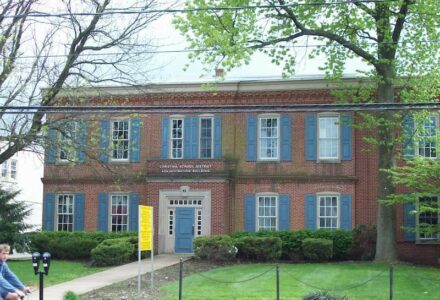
left=99, top=120, right=110, bottom=163
left=305, top=194, right=317, bottom=230
left=244, top=194, right=256, bottom=232
left=46, top=128, right=57, bottom=164
left=184, top=117, right=199, bottom=159
left=341, top=115, right=352, bottom=161
left=340, top=194, right=352, bottom=230
left=77, top=121, right=88, bottom=163
left=403, top=203, right=416, bottom=241
left=74, top=193, right=85, bottom=231
left=280, top=115, right=292, bottom=161
left=246, top=115, right=257, bottom=161
left=43, top=193, right=55, bottom=231
left=214, top=116, right=222, bottom=159
left=129, top=193, right=140, bottom=232
left=161, top=117, right=169, bottom=159
left=403, top=115, right=415, bottom=160
left=97, top=193, right=109, bottom=232
left=278, top=194, right=291, bottom=230
left=130, top=118, right=141, bottom=163
left=305, top=115, right=317, bottom=161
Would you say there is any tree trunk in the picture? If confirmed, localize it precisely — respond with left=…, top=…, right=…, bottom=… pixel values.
left=374, top=67, right=398, bottom=262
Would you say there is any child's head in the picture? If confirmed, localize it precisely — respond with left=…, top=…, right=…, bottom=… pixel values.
left=0, top=244, right=10, bottom=261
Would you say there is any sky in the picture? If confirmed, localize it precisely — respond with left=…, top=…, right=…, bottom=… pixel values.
left=146, top=13, right=371, bottom=82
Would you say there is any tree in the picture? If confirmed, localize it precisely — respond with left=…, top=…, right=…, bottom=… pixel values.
left=0, top=0, right=165, bottom=164
left=174, top=0, right=440, bottom=261
left=0, top=188, right=32, bottom=252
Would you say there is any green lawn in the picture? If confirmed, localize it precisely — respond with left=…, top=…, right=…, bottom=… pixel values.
left=7, top=260, right=107, bottom=288
left=161, top=262, right=440, bottom=300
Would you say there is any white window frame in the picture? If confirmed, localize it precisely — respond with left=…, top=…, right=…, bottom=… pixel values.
left=256, top=193, right=278, bottom=231
left=1, top=161, right=8, bottom=178
left=199, top=116, right=214, bottom=159
left=417, top=116, right=438, bottom=159
left=258, top=114, right=280, bottom=161
left=56, top=194, right=74, bottom=232
left=317, top=193, right=340, bottom=230
left=10, top=160, right=17, bottom=180
left=110, top=194, right=129, bottom=232
left=318, top=114, right=340, bottom=161
left=110, top=120, right=130, bottom=162
left=170, top=118, right=184, bottom=159
left=417, top=196, right=440, bottom=241
left=58, top=121, right=78, bottom=162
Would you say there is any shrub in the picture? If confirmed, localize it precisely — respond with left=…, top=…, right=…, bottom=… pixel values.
left=193, top=235, right=237, bottom=262
left=302, top=238, right=333, bottom=261
left=63, top=291, right=79, bottom=300
left=256, top=230, right=313, bottom=260
left=29, top=231, right=137, bottom=260
left=303, top=291, right=350, bottom=300
left=229, top=231, right=253, bottom=239
left=235, top=236, right=282, bottom=261
left=312, top=230, right=352, bottom=260
left=91, top=239, right=134, bottom=266
left=351, top=225, right=376, bottom=260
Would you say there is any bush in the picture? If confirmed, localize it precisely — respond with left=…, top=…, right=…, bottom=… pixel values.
left=193, top=235, right=237, bottom=262
left=235, top=236, right=282, bottom=261
left=302, top=238, right=333, bottom=261
left=63, top=291, right=79, bottom=300
left=256, top=230, right=313, bottom=260
left=312, top=230, right=352, bottom=260
left=351, top=225, right=376, bottom=260
left=29, top=231, right=137, bottom=260
left=91, top=239, right=134, bottom=266
left=229, top=231, right=253, bottom=239
left=303, top=291, right=350, bottom=300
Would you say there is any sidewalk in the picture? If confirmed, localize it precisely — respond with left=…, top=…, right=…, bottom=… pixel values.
left=29, top=254, right=192, bottom=300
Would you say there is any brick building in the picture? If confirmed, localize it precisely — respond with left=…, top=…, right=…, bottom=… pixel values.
left=42, top=77, right=439, bottom=265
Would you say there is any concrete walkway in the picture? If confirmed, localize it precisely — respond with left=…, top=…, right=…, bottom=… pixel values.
left=29, top=254, right=192, bottom=300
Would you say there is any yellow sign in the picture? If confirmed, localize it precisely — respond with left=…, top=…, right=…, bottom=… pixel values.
left=139, top=206, right=153, bottom=251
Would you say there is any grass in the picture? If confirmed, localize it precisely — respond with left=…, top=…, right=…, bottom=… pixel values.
left=160, top=262, right=440, bottom=300
left=7, top=260, right=107, bottom=288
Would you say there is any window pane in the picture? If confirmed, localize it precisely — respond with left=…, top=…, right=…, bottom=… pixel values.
left=259, top=118, right=279, bottom=159
left=318, top=116, right=339, bottom=159
left=111, top=121, right=129, bottom=160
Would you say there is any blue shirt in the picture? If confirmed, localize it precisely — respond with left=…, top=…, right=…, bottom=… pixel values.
left=0, top=261, right=25, bottom=293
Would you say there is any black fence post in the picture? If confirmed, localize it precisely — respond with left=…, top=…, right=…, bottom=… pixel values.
left=276, top=265, right=280, bottom=300
left=389, top=264, right=394, bottom=300
left=179, top=258, right=183, bottom=300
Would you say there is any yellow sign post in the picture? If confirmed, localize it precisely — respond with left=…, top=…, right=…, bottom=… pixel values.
left=138, top=205, right=154, bottom=293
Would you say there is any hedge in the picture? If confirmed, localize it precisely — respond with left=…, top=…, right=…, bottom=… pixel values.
left=193, top=235, right=237, bottom=262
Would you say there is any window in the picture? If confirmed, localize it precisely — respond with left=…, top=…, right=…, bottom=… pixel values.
left=418, top=196, right=439, bottom=240
left=111, top=120, right=129, bottom=161
left=257, top=195, right=277, bottom=231
left=59, top=121, right=77, bottom=162
left=171, top=118, right=183, bottom=159
left=318, top=195, right=339, bottom=229
left=1, top=161, right=8, bottom=178
left=168, top=210, right=174, bottom=236
left=418, top=116, right=437, bottom=158
left=200, top=117, right=213, bottom=158
left=57, top=194, right=74, bottom=231
left=259, top=116, right=279, bottom=160
left=196, top=209, right=202, bottom=236
left=318, top=115, right=340, bottom=160
left=111, top=195, right=128, bottom=232
left=10, top=160, right=17, bottom=180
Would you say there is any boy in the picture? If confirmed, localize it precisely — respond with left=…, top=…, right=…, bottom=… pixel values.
left=0, top=244, right=31, bottom=300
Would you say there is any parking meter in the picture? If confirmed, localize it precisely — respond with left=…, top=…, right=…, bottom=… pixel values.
left=42, top=252, right=51, bottom=275
left=32, top=252, right=41, bottom=275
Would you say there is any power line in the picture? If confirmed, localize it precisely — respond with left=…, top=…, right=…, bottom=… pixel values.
left=6, top=39, right=440, bottom=61
left=2, top=0, right=399, bottom=19
left=1, top=102, right=439, bottom=114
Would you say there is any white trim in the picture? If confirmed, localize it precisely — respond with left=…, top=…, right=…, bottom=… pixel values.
left=199, top=116, right=214, bottom=159
left=110, top=120, right=130, bottom=162
left=416, top=115, right=438, bottom=159
left=170, top=118, right=184, bottom=159
left=58, top=121, right=78, bottom=163
left=316, top=194, right=340, bottom=229
left=257, top=114, right=280, bottom=161
left=55, top=193, right=75, bottom=232
left=109, top=193, right=129, bottom=232
left=256, top=193, right=278, bottom=231
left=416, top=196, right=440, bottom=242
left=317, top=114, right=340, bottom=161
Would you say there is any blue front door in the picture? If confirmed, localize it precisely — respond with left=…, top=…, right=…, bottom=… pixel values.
left=175, top=208, right=195, bottom=253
